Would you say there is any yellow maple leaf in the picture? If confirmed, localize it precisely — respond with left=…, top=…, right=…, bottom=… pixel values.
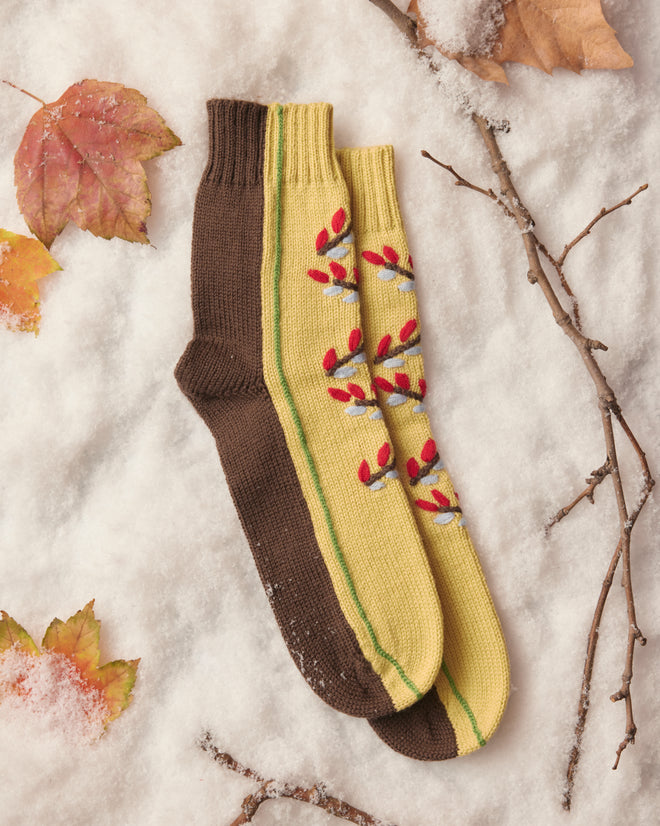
left=0, top=228, right=61, bottom=334
left=0, top=600, right=139, bottom=735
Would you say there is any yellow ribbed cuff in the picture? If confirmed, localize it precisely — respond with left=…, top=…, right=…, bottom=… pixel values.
left=276, top=102, right=343, bottom=183
left=337, top=145, right=402, bottom=232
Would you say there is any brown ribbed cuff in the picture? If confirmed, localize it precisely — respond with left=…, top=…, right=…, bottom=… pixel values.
left=203, top=99, right=268, bottom=185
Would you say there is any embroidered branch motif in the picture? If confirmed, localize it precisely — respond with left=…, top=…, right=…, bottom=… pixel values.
left=362, top=246, right=415, bottom=292
left=323, top=328, right=366, bottom=379
left=315, top=207, right=353, bottom=259
left=327, top=382, right=382, bottom=419
left=416, top=489, right=465, bottom=527
left=308, top=262, right=359, bottom=304
left=358, top=442, right=398, bottom=491
left=406, top=439, right=445, bottom=486
left=374, top=319, right=422, bottom=368
left=373, top=372, right=426, bottom=413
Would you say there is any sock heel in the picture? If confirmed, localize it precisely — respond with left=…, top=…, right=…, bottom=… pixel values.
left=175, top=337, right=266, bottom=400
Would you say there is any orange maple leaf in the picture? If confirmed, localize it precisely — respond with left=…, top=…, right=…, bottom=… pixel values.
left=409, top=0, right=633, bottom=84
left=13, top=79, right=182, bottom=248
left=0, top=600, right=139, bottom=733
left=0, top=228, right=61, bottom=334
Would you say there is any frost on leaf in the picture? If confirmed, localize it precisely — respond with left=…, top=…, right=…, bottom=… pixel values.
left=0, top=601, right=139, bottom=741
left=0, top=228, right=61, bottom=334
left=410, top=0, right=633, bottom=84
left=14, top=79, right=182, bottom=247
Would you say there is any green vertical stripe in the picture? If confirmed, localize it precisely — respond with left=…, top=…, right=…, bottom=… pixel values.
left=441, top=660, right=486, bottom=746
left=271, top=104, right=422, bottom=702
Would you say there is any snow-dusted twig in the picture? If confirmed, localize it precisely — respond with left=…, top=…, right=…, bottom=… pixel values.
left=367, top=0, right=655, bottom=812
left=199, top=732, right=397, bottom=826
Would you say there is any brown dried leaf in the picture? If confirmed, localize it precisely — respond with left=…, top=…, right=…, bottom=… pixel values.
left=409, top=0, right=633, bottom=84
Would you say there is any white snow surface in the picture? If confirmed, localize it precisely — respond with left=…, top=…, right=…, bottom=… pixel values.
left=1, top=1, right=659, bottom=824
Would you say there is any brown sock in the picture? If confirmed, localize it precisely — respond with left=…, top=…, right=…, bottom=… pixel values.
left=175, top=100, right=402, bottom=718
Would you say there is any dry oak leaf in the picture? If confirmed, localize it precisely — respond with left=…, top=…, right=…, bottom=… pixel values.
left=0, top=228, right=61, bottom=334
left=0, top=600, right=139, bottom=731
left=14, top=79, right=182, bottom=248
left=409, top=0, right=633, bottom=84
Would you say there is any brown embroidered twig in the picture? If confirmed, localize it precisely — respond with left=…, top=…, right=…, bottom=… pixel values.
left=408, top=451, right=441, bottom=486
left=317, top=222, right=353, bottom=257
left=367, top=0, right=655, bottom=811
left=199, top=732, right=397, bottom=826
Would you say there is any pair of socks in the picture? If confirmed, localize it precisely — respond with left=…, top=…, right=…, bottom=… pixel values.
left=175, top=100, right=509, bottom=760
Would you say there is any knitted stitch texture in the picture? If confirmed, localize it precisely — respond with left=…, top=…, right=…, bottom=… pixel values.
left=338, top=145, right=509, bottom=757
left=258, top=104, right=444, bottom=713
left=175, top=100, right=444, bottom=717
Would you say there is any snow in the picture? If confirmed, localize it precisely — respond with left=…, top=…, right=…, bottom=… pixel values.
left=1, top=0, right=659, bottom=824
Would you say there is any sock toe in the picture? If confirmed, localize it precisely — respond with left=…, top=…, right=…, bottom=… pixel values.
left=369, top=689, right=458, bottom=761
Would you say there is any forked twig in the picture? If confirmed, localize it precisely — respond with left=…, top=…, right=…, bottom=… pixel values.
left=200, top=732, right=397, bottom=826
left=367, top=0, right=654, bottom=811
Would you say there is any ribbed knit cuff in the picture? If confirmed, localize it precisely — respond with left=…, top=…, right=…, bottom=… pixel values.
left=337, top=146, right=402, bottom=232
left=278, top=103, right=342, bottom=183
left=203, top=99, right=268, bottom=185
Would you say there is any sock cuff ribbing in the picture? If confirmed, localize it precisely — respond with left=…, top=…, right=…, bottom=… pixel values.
left=203, top=99, right=268, bottom=185
left=337, top=145, right=402, bottom=232
left=275, top=102, right=343, bottom=184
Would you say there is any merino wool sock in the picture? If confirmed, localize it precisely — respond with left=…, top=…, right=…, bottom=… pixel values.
left=338, top=145, right=510, bottom=757
left=175, top=100, right=444, bottom=718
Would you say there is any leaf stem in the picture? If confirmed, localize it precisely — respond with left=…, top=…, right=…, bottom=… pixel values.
left=2, top=79, right=46, bottom=107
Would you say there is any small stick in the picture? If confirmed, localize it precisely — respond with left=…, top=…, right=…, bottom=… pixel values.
left=200, top=732, right=397, bottom=826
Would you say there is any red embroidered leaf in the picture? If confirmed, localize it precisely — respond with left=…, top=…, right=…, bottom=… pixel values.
left=328, top=387, right=351, bottom=402
left=348, top=328, right=361, bottom=352
left=14, top=79, right=181, bottom=248
left=370, top=383, right=377, bottom=394
left=362, top=250, right=385, bottom=266
left=455, top=490, right=460, bottom=500
left=323, top=348, right=338, bottom=371
left=358, top=460, right=371, bottom=483
left=395, top=372, right=410, bottom=391
left=352, top=266, right=360, bottom=284
left=377, top=334, right=391, bottom=357
left=399, top=319, right=417, bottom=342
left=420, top=438, right=437, bottom=463
left=432, top=490, right=450, bottom=507
left=347, top=382, right=365, bottom=400
left=418, top=378, right=427, bottom=397
left=382, top=245, right=399, bottom=263
left=377, top=442, right=390, bottom=467
left=374, top=376, right=394, bottom=393
left=329, top=261, right=346, bottom=280
left=308, top=269, right=329, bottom=283
left=316, top=227, right=329, bottom=251
left=331, top=207, right=345, bottom=234
left=407, top=457, right=420, bottom=479
left=416, top=499, right=439, bottom=513
left=408, top=254, right=413, bottom=268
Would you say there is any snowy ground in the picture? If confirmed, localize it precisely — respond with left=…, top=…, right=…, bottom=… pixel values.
left=1, top=1, right=659, bottom=824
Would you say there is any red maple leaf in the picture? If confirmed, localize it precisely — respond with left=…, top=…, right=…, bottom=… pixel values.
left=14, top=80, right=181, bottom=248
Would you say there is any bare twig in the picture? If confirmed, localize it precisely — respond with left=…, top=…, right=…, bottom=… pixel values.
left=367, top=0, right=654, bottom=812
left=545, top=460, right=612, bottom=533
left=200, top=732, right=397, bottom=826
left=558, top=184, right=649, bottom=267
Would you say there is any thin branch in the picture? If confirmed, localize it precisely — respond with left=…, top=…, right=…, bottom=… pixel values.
left=200, top=732, right=397, bottom=826
left=421, top=150, right=515, bottom=220
left=558, top=185, right=649, bottom=267
left=545, top=460, right=612, bottom=533
left=369, top=0, right=654, bottom=812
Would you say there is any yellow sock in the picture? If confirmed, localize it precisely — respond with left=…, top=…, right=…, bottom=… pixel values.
left=339, top=145, right=509, bottom=757
left=259, top=105, right=445, bottom=714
